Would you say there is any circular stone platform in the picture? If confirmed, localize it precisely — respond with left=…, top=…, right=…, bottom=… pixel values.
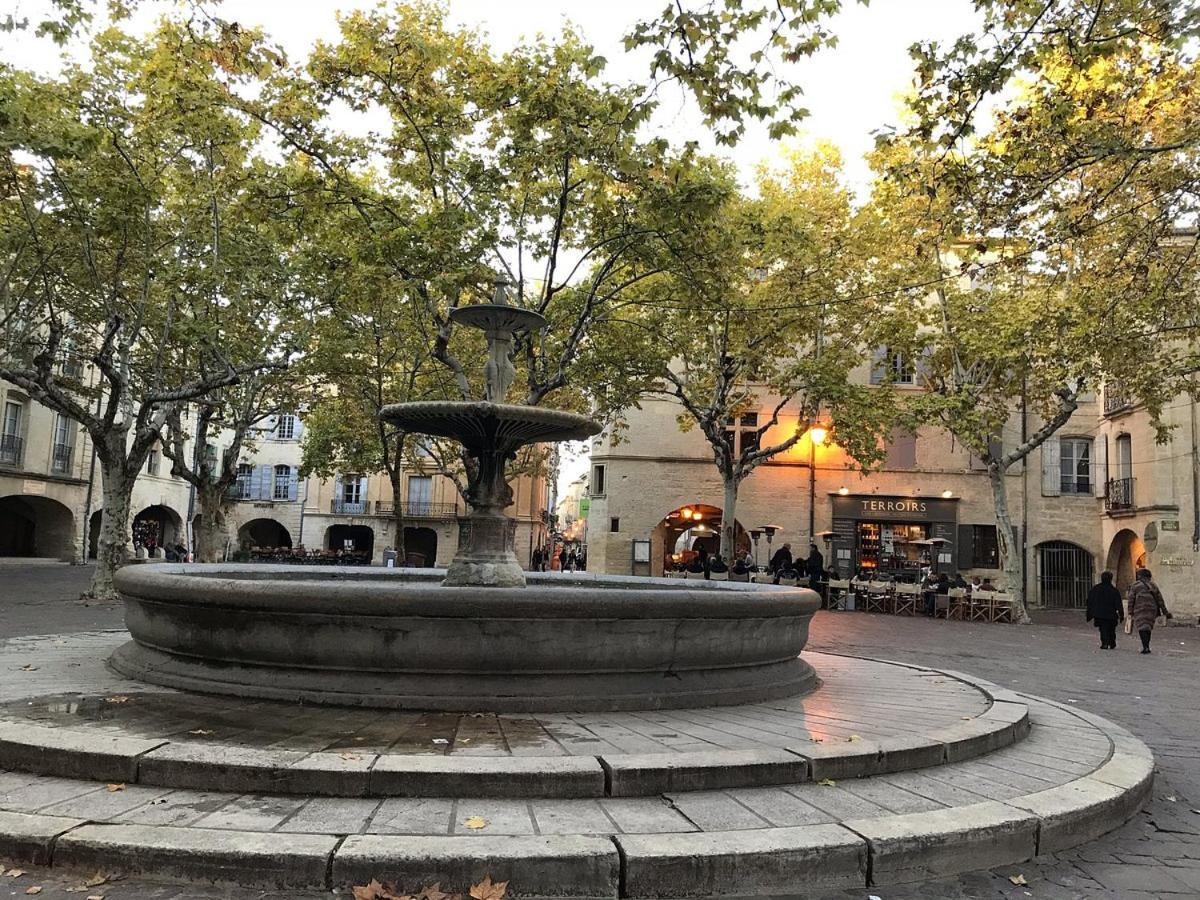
left=0, top=634, right=1027, bottom=797
left=0, top=636, right=1153, bottom=898
left=110, top=566, right=821, bottom=712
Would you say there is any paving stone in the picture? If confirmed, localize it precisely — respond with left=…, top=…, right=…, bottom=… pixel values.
left=722, top=786, right=833, bottom=827
left=616, top=824, right=867, bottom=897
left=845, top=800, right=1038, bottom=884
left=38, top=782, right=171, bottom=819
left=0, top=809, right=84, bottom=865
left=662, top=791, right=769, bottom=832
left=597, top=798, right=697, bottom=834
left=111, top=790, right=234, bottom=828
left=281, top=797, right=380, bottom=834
left=530, top=799, right=614, bottom=835
left=875, top=734, right=945, bottom=773
left=53, top=823, right=338, bottom=889
left=365, top=798, right=455, bottom=836
left=789, top=739, right=883, bottom=780
left=333, top=834, right=619, bottom=899
left=192, top=794, right=307, bottom=831
left=370, top=754, right=604, bottom=798
left=274, top=751, right=376, bottom=796
left=600, top=749, right=808, bottom=796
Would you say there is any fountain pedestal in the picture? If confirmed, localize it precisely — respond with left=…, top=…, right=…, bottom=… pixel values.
left=445, top=514, right=522, bottom=586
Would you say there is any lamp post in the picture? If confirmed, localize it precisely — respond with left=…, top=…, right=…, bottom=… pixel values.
left=806, top=425, right=828, bottom=547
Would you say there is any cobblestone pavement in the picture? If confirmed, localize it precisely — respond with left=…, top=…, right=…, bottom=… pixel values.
left=0, top=563, right=1196, bottom=899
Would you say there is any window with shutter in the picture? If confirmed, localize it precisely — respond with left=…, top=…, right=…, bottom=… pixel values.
left=1059, top=438, right=1093, bottom=494
left=1041, top=436, right=1061, bottom=497
left=273, top=465, right=292, bottom=500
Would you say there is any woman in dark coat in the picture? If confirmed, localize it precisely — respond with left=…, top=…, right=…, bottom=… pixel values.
left=1085, top=571, right=1123, bottom=650
left=1127, top=568, right=1172, bottom=654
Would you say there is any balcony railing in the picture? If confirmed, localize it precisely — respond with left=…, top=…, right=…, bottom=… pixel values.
left=331, top=499, right=369, bottom=515
left=1103, top=385, right=1132, bottom=415
left=1105, top=477, right=1135, bottom=512
left=51, top=442, right=73, bottom=474
left=0, top=434, right=23, bottom=467
left=376, top=500, right=460, bottom=519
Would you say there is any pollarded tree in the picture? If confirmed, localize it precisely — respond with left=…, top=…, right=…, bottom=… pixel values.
left=626, top=146, right=898, bottom=561
left=0, top=18, right=296, bottom=597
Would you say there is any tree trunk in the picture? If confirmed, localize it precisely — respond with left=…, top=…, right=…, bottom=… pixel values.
left=89, top=455, right=132, bottom=602
left=720, top=477, right=739, bottom=561
left=389, top=466, right=406, bottom=561
left=194, top=485, right=230, bottom=563
left=988, top=463, right=1031, bottom=624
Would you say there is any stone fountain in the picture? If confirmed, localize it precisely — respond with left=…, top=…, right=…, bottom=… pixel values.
left=108, top=279, right=821, bottom=711
left=379, top=278, right=600, bottom=587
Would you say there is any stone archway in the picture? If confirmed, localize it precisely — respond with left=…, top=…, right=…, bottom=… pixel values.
left=237, top=518, right=292, bottom=550
left=403, top=526, right=437, bottom=567
left=132, top=504, right=183, bottom=553
left=1106, top=528, right=1146, bottom=594
left=650, top=504, right=748, bottom=576
left=326, top=524, right=374, bottom=561
left=0, top=495, right=76, bottom=560
left=1036, top=540, right=1094, bottom=609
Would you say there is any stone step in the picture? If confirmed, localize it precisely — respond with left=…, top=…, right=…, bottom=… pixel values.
left=0, top=646, right=1030, bottom=798
left=0, top=697, right=1153, bottom=898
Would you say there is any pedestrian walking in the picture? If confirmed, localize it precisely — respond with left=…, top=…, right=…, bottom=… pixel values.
left=1127, top=568, right=1172, bottom=654
left=532, top=546, right=543, bottom=572
left=1085, top=571, right=1123, bottom=649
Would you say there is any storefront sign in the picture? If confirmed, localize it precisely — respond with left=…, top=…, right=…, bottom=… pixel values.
left=832, top=495, right=958, bottom=523
left=1161, top=520, right=1180, bottom=531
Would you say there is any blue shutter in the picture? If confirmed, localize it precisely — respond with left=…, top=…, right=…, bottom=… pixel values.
left=870, top=347, right=888, bottom=384
left=253, top=464, right=271, bottom=500
left=334, top=474, right=344, bottom=512
left=287, top=466, right=299, bottom=501
left=359, top=475, right=369, bottom=514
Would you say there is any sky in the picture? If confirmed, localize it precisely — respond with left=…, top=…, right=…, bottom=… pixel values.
left=2, top=0, right=982, bottom=498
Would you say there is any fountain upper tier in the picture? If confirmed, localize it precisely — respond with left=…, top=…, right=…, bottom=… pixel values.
left=380, top=400, right=600, bottom=456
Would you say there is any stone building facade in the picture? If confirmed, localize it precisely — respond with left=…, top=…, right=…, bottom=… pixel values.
left=583, top=364, right=1179, bottom=614
left=0, top=389, right=552, bottom=569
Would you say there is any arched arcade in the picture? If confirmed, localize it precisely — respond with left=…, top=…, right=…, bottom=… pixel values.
left=0, top=495, right=75, bottom=560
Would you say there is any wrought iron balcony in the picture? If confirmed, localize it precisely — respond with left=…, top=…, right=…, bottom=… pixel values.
left=331, top=499, right=369, bottom=515
left=1105, top=477, right=1135, bottom=512
left=376, top=500, right=460, bottom=519
left=51, top=442, right=73, bottom=473
left=1103, top=385, right=1132, bottom=415
left=0, top=434, right=23, bottom=467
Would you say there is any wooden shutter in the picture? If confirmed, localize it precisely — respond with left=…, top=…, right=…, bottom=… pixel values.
left=1096, top=435, right=1108, bottom=493
left=293, top=417, right=304, bottom=441
left=360, top=475, right=369, bottom=511
left=869, top=347, right=888, bottom=384
left=334, top=474, right=344, bottom=508
left=287, top=466, right=299, bottom=501
left=957, top=525, right=975, bottom=569
left=1041, top=436, right=1061, bottom=497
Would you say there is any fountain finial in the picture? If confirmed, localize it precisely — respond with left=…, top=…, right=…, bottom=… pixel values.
left=492, top=276, right=512, bottom=307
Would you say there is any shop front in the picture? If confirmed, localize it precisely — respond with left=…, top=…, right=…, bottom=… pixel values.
left=829, top=495, right=959, bottom=581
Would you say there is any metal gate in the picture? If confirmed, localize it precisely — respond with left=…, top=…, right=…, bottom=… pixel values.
left=1037, top=541, right=1094, bottom=608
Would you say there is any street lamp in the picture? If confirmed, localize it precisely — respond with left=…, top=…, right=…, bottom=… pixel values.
left=806, top=424, right=829, bottom=546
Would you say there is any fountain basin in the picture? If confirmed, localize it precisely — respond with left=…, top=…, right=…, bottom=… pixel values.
left=379, top=400, right=601, bottom=453
left=110, top=564, right=821, bottom=712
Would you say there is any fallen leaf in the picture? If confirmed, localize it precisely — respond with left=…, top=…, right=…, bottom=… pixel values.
left=1167, top=796, right=1177, bottom=802
left=469, top=876, right=508, bottom=900
left=19, top=664, right=37, bottom=671
left=25, top=888, right=43, bottom=896
left=150, top=798, right=168, bottom=805
left=87, top=895, right=104, bottom=900
left=1009, top=874, right=1028, bottom=886
left=848, top=735, right=862, bottom=742
left=105, top=695, right=130, bottom=703
left=106, top=783, right=125, bottom=792
left=961, top=716, right=972, bottom=720
left=463, top=816, right=488, bottom=830
left=352, top=880, right=389, bottom=900
left=188, top=729, right=213, bottom=736
left=84, top=872, right=109, bottom=888
left=417, top=882, right=452, bottom=900
left=432, top=738, right=450, bottom=744
left=340, top=752, right=363, bottom=761
left=5, top=869, right=25, bottom=877
left=817, top=778, right=837, bottom=786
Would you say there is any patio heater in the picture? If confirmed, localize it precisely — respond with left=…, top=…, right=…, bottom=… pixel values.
left=749, top=528, right=763, bottom=569
left=760, top=524, right=781, bottom=569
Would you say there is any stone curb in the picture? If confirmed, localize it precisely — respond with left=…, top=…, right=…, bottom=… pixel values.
left=0, top=713, right=1154, bottom=896
left=52, top=823, right=339, bottom=890
left=600, top=749, right=808, bottom=797
left=370, top=756, right=606, bottom=799
left=332, top=834, right=620, bottom=899
left=845, top=799, right=1040, bottom=885
left=0, top=722, right=167, bottom=783
left=614, top=825, right=867, bottom=897
left=0, top=810, right=84, bottom=866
